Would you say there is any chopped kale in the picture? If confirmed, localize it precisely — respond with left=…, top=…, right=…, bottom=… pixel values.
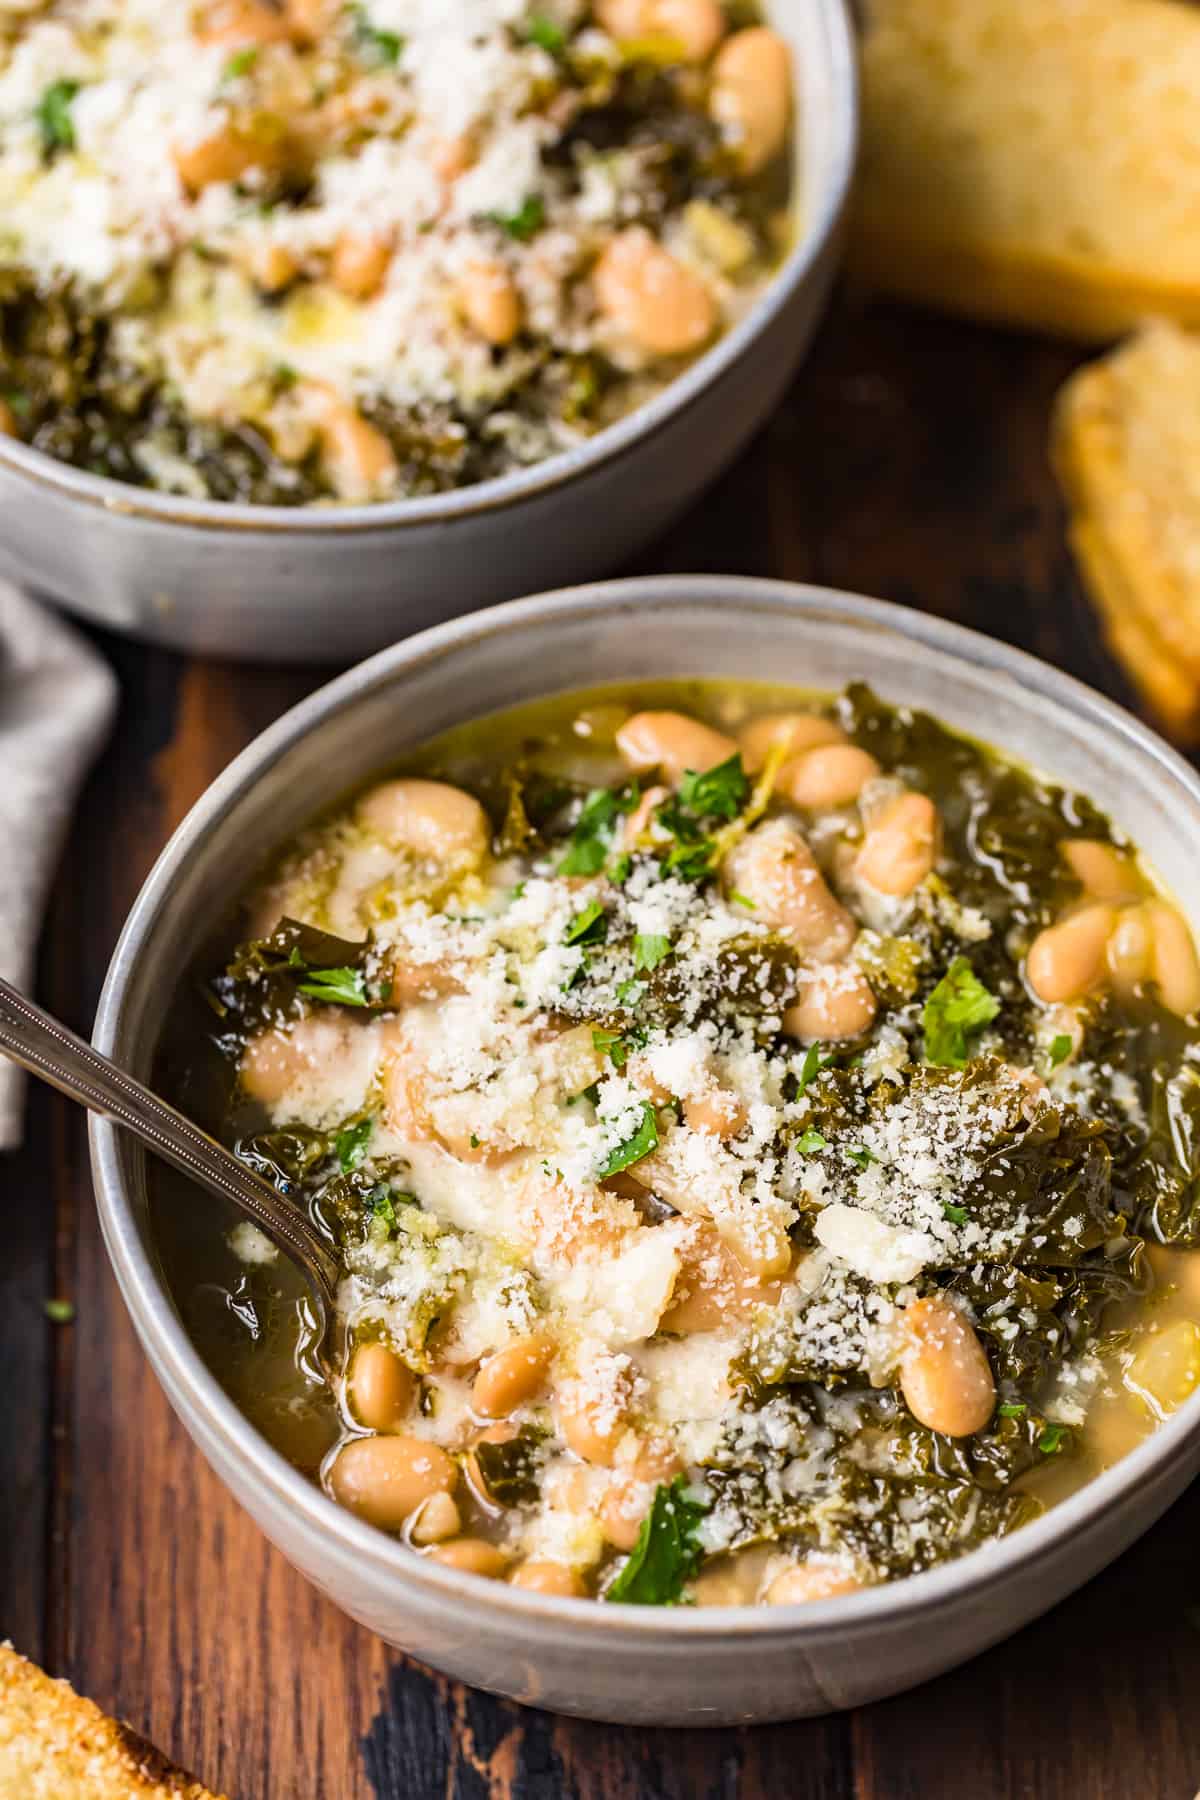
left=472, top=1427, right=547, bottom=1505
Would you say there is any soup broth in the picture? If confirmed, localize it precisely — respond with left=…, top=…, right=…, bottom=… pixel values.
left=153, top=680, right=1200, bottom=1606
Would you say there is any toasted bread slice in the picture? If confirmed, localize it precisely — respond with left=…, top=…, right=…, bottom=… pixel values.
left=1052, top=319, right=1200, bottom=740
left=849, top=0, right=1200, bottom=341
left=0, top=1644, right=228, bottom=1799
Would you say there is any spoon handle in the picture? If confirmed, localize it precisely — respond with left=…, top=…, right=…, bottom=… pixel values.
left=0, top=976, right=340, bottom=1319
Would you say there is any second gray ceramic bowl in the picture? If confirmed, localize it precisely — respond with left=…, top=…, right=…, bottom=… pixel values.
left=90, top=578, right=1200, bottom=1724
left=0, top=1, right=855, bottom=664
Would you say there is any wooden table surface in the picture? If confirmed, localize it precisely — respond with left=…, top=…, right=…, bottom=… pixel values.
left=6, top=294, right=1200, bottom=1800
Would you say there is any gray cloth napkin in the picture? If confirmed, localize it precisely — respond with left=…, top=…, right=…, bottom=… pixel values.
left=0, top=582, right=117, bottom=1149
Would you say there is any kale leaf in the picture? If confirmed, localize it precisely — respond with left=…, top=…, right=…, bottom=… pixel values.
left=214, top=917, right=376, bottom=1033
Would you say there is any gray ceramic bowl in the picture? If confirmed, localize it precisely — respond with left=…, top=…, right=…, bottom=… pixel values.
left=0, top=3, right=855, bottom=665
left=90, top=579, right=1200, bottom=1725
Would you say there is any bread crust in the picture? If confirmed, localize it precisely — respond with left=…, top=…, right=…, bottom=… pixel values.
left=0, top=1644, right=227, bottom=1799
left=1052, top=329, right=1200, bottom=741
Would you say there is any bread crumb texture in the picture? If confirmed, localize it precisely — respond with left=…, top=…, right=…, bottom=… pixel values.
left=0, top=1644, right=227, bottom=1800
left=850, top=0, right=1200, bottom=340
left=1053, top=319, right=1200, bottom=740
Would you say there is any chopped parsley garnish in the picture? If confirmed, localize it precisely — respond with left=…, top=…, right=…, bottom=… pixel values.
left=223, top=46, right=258, bottom=79
left=608, top=852, right=633, bottom=885
left=677, top=753, right=749, bottom=821
left=633, top=932, right=671, bottom=973
left=653, top=753, right=753, bottom=884
left=795, top=1043, right=833, bottom=1094
left=558, top=781, right=639, bottom=876
left=998, top=1402, right=1027, bottom=1419
left=1048, top=1033, right=1073, bottom=1068
left=845, top=1145, right=877, bottom=1169
left=592, top=1025, right=647, bottom=1071
left=942, top=1202, right=968, bottom=1226
left=922, top=957, right=1000, bottom=1067
left=1038, top=1424, right=1067, bottom=1455
left=335, top=1117, right=373, bottom=1173
left=564, top=899, right=608, bottom=947
left=354, top=7, right=403, bottom=62
left=616, top=977, right=646, bottom=1006
left=36, top=80, right=80, bottom=157
left=365, top=1186, right=414, bottom=1232
left=795, top=1128, right=827, bottom=1154
left=604, top=1476, right=707, bottom=1605
left=524, top=13, right=566, bottom=51
left=489, top=193, right=545, bottom=241
left=730, top=890, right=756, bottom=910
left=298, top=965, right=369, bottom=1007
left=663, top=840, right=718, bottom=882
left=44, top=1298, right=75, bottom=1324
left=597, top=1102, right=659, bottom=1178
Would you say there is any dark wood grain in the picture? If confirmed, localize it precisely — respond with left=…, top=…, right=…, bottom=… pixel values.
left=5, top=290, right=1200, bottom=1800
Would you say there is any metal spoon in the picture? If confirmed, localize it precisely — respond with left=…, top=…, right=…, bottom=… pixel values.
left=0, top=975, right=340, bottom=1373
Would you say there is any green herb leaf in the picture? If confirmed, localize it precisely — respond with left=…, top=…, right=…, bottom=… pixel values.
left=607, top=851, right=633, bottom=885
left=36, top=80, right=80, bottom=157
left=795, top=1043, right=831, bottom=1095
left=354, top=7, right=403, bottom=62
left=44, top=1298, right=75, bottom=1324
left=922, top=957, right=1001, bottom=1067
left=564, top=899, right=608, bottom=947
left=845, top=1145, right=877, bottom=1169
left=524, top=13, right=566, bottom=50
left=335, top=1117, right=373, bottom=1173
left=597, top=1101, right=659, bottom=1178
left=1048, top=1033, right=1073, bottom=1068
left=633, top=932, right=671, bottom=973
left=998, top=1402, right=1027, bottom=1419
left=223, top=46, right=259, bottom=78
left=488, top=193, right=544, bottom=241
left=795, top=1128, right=827, bottom=1154
left=365, top=1185, right=414, bottom=1232
left=592, top=1026, right=626, bottom=1069
left=298, top=965, right=369, bottom=1007
left=604, top=1476, right=707, bottom=1605
left=616, top=977, right=646, bottom=1006
left=593, top=1025, right=647, bottom=1072
left=558, top=782, right=639, bottom=876
left=729, top=890, right=756, bottom=910
left=663, top=840, right=716, bottom=883
left=942, top=1202, right=968, bottom=1225
left=1038, top=1424, right=1067, bottom=1455
left=678, top=753, right=749, bottom=822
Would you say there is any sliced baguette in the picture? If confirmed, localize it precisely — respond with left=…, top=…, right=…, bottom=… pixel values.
left=0, top=1644, right=228, bottom=1800
left=1052, top=319, right=1200, bottom=740
left=850, top=0, right=1200, bottom=341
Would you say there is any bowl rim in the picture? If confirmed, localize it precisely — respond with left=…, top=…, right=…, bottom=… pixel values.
left=0, top=1, right=856, bottom=539
left=90, top=575, right=1200, bottom=1639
